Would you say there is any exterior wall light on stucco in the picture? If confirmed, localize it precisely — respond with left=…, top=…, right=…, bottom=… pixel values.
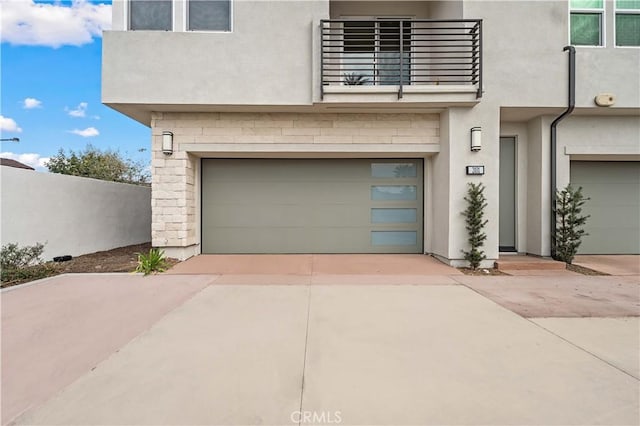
left=162, top=131, right=173, bottom=155
left=470, top=127, right=482, bottom=152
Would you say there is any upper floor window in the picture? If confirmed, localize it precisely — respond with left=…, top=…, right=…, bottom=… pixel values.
left=570, top=0, right=604, bottom=46
left=130, top=0, right=172, bottom=31
left=188, top=0, right=232, bottom=31
left=615, top=0, right=640, bottom=46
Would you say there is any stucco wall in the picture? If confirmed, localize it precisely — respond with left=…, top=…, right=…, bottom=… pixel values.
left=437, top=105, right=501, bottom=267
left=465, top=0, right=640, bottom=109
left=106, top=0, right=640, bottom=114
left=103, top=0, right=328, bottom=112
left=557, top=115, right=640, bottom=187
left=0, top=167, right=151, bottom=260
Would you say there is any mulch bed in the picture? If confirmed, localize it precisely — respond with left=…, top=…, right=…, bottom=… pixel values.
left=1, top=243, right=180, bottom=289
left=566, top=263, right=609, bottom=276
left=458, top=267, right=509, bottom=276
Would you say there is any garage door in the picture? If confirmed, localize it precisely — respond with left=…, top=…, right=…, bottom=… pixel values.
left=201, top=159, right=423, bottom=253
left=570, top=161, right=640, bottom=254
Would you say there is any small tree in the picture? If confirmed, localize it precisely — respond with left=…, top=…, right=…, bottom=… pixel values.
left=46, top=145, right=149, bottom=185
left=462, top=182, right=488, bottom=269
left=553, top=185, right=589, bottom=264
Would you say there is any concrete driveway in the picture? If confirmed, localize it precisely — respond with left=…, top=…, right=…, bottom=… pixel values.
left=3, top=269, right=638, bottom=426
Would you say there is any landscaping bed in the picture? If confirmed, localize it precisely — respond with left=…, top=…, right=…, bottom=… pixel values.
left=1, top=243, right=180, bottom=289
left=566, top=263, right=609, bottom=276
left=458, top=267, right=509, bottom=276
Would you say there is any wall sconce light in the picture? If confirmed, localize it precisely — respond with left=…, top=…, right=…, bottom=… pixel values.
left=162, top=131, right=173, bottom=155
left=470, top=127, right=482, bottom=152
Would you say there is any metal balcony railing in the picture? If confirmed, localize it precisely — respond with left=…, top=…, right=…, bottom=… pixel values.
left=320, top=19, right=483, bottom=99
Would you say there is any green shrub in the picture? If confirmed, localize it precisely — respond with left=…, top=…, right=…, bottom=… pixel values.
left=1, top=263, right=59, bottom=285
left=462, top=182, right=488, bottom=270
left=134, top=248, right=169, bottom=276
left=1, top=242, right=58, bottom=286
left=1, top=242, right=45, bottom=271
left=553, top=185, right=590, bottom=264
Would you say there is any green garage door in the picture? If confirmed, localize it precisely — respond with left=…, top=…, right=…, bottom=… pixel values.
left=201, top=159, right=423, bottom=253
left=570, top=161, right=640, bottom=254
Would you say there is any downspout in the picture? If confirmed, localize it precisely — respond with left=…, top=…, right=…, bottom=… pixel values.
left=550, top=45, right=575, bottom=258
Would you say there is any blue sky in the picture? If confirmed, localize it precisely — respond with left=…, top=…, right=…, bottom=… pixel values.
left=1, top=0, right=149, bottom=170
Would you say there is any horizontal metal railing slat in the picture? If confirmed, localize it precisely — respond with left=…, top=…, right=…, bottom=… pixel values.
left=320, top=18, right=482, bottom=98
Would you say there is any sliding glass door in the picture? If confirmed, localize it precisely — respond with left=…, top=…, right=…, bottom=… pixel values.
left=343, top=19, right=411, bottom=86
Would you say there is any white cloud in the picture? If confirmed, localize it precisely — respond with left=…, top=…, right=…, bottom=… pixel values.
left=1, top=0, right=112, bottom=48
left=23, top=97, right=43, bottom=109
left=69, top=127, right=99, bottom=137
left=0, top=115, right=23, bottom=133
left=0, top=152, right=50, bottom=170
left=67, top=102, right=88, bottom=118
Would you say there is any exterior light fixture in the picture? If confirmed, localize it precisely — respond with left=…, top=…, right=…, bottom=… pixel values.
left=0, top=138, right=20, bottom=142
left=470, top=127, right=482, bottom=152
left=162, top=131, right=173, bottom=155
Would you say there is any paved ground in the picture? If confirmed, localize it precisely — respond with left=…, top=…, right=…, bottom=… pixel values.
left=2, top=258, right=639, bottom=426
left=459, top=274, right=640, bottom=317
left=574, top=255, right=640, bottom=276
left=168, top=254, right=462, bottom=276
left=1, top=274, right=215, bottom=425
left=532, top=317, right=639, bottom=379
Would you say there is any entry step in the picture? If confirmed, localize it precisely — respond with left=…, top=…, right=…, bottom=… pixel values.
left=494, top=256, right=566, bottom=271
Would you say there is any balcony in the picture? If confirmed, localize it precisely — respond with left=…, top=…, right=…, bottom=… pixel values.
left=320, top=19, right=483, bottom=105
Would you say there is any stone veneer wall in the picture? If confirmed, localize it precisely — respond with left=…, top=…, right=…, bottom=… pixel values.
left=150, top=112, right=439, bottom=257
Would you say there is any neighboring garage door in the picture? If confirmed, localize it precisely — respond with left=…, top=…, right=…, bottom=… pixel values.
left=570, top=161, right=640, bottom=254
left=202, top=159, right=423, bottom=254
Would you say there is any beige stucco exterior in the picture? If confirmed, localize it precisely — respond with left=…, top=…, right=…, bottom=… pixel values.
left=105, top=0, right=640, bottom=262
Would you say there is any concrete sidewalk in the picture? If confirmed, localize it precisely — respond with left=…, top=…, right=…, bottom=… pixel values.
left=11, top=282, right=639, bottom=426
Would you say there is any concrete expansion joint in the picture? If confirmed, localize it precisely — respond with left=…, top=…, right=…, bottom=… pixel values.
left=297, top=286, right=313, bottom=423
left=526, top=319, right=640, bottom=382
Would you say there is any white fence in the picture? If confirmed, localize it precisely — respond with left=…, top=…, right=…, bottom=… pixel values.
left=0, top=166, right=151, bottom=261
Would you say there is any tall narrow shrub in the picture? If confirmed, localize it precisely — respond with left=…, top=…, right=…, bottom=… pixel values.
left=553, top=185, right=590, bottom=264
left=462, top=182, right=488, bottom=269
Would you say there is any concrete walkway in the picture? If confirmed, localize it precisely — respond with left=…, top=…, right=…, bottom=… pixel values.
left=5, top=274, right=639, bottom=425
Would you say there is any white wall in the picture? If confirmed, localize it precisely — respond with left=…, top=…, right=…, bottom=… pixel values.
left=0, top=167, right=151, bottom=261
left=103, top=0, right=329, bottom=121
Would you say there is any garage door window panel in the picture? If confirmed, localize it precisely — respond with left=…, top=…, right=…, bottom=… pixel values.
left=371, top=208, right=417, bottom=223
left=371, top=185, right=417, bottom=200
left=371, top=163, right=418, bottom=178
left=371, top=231, right=418, bottom=246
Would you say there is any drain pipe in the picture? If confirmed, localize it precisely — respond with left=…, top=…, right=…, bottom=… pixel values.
left=550, top=45, right=576, bottom=258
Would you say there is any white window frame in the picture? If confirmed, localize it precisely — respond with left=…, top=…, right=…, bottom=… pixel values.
left=614, top=0, right=640, bottom=47
left=184, top=0, right=233, bottom=33
left=126, top=0, right=176, bottom=31
left=569, top=0, right=606, bottom=47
